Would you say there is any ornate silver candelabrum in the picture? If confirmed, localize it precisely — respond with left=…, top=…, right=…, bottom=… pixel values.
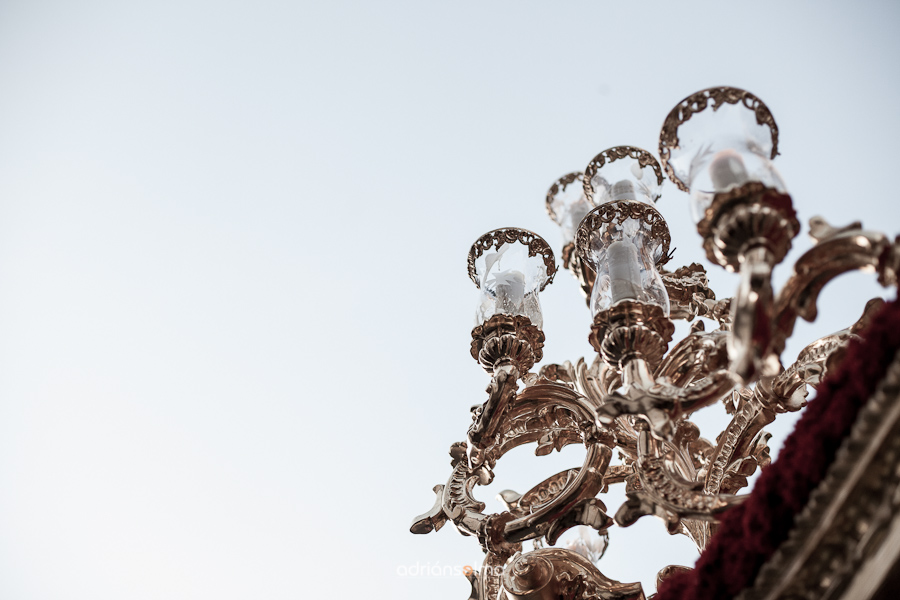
left=411, top=86, right=900, bottom=600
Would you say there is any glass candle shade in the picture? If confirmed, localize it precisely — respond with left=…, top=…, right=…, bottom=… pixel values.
left=576, top=204, right=671, bottom=317
left=546, top=172, right=592, bottom=246
left=659, top=87, right=786, bottom=223
left=576, top=147, right=669, bottom=316
left=584, top=146, right=664, bottom=207
left=468, top=228, right=556, bottom=328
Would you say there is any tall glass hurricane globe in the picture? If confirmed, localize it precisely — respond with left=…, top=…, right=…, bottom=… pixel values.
left=468, top=228, right=556, bottom=329
left=577, top=147, right=670, bottom=317
left=658, top=86, right=786, bottom=223
left=546, top=172, right=592, bottom=247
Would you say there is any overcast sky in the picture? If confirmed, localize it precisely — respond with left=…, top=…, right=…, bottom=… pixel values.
left=1, top=1, right=899, bottom=599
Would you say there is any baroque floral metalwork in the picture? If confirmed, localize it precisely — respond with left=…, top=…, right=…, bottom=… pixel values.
left=413, top=86, right=900, bottom=599
left=471, top=314, right=546, bottom=374
left=414, top=212, right=899, bottom=599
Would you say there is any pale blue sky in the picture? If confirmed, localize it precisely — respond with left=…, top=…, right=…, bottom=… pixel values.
left=1, top=1, right=899, bottom=598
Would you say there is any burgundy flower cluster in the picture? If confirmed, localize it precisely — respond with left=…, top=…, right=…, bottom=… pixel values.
left=656, top=299, right=900, bottom=599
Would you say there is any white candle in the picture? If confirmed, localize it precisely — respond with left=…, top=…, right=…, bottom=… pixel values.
left=608, top=239, right=643, bottom=303
left=708, top=149, right=749, bottom=191
left=610, top=180, right=637, bottom=202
